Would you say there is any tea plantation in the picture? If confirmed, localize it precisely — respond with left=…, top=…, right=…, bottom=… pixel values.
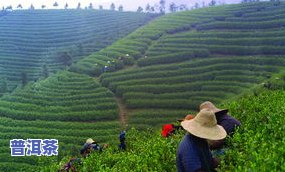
left=43, top=87, right=285, bottom=171
left=98, top=1, right=285, bottom=128
left=0, top=1, right=284, bottom=171
left=0, top=9, right=154, bottom=171
left=0, top=70, right=122, bottom=171
left=0, top=9, right=154, bottom=91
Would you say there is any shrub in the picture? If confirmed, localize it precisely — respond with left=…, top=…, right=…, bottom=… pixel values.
left=42, top=128, right=184, bottom=172
left=220, top=89, right=285, bottom=171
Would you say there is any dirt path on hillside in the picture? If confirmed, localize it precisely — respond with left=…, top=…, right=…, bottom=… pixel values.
left=102, top=34, right=164, bottom=128
left=115, top=97, right=131, bottom=129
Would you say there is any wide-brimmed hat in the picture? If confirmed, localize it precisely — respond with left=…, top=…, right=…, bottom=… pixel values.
left=181, top=109, right=227, bottom=140
left=200, top=101, right=228, bottom=114
left=86, top=138, right=96, bottom=144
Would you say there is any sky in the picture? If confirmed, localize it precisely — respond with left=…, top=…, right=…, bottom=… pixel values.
left=0, top=0, right=241, bottom=11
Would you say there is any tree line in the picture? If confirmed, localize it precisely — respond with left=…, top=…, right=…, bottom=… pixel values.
left=1, top=0, right=231, bottom=14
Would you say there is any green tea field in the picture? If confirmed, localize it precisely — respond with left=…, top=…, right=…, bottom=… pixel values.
left=97, top=1, right=285, bottom=128
left=0, top=1, right=284, bottom=171
left=0, top=9, right=154, bottom=91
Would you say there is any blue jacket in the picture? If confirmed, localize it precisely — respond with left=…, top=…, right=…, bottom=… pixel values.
left=176, top=133, right=214, bottom=172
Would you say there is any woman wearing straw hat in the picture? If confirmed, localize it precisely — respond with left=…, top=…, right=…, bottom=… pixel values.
left=176, top=109, right=227, bottom=172
left=200, top=101, right=241, bottom=150
left=80, top=138, right=106, bottom=158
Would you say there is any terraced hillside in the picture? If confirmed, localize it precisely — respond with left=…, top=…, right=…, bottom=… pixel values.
left=91, top=1, right=285, bottom=128
left=1, top=2, right=285, bottom=170
left=0, top=9, right=155, bottom=171
left=0, top=70, right=121, bottom=171
left=0, top=9, right=154, bottom=92
left=43, top=87, right=285, bottom=171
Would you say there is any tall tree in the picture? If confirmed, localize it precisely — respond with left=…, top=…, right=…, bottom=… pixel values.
left=137, top=6, right=143, bottom=13
left=99, top=5, right=103, bottom=10
left=77, top=2, right=81, bottom=9
left=169, top=2, right=177, bottom=13
left=41, top=5, right=46, bottom=9
left=88, top=3, right=93, bottom=9
left=118, top=5, right=123, bottom=12
left=30, top=4, right=35, bottom=10
left=209, top=0, right=217, bottom=6
left=6, top=5, right=13, bottom=10
left=64, top=3, right=68, bottom=9
left=145, top=3, right=151, bottom=13
left=110, top=3, right=115, bottom=11
left=53, top=2, right=59, bottom=7
left=17, top=4, right=23, bottom=9
left=150, top=6, right=155, bottom=13
left=179, top=4, right=188, bottom=11
left=159, top=0, right=166, bottom=14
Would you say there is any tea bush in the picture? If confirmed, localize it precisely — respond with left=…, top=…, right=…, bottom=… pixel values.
left=43, top=88, right=285, bottom=171
left=219, top=89, right=285, bottom=171
left=42, top=128, right=184, bottom=172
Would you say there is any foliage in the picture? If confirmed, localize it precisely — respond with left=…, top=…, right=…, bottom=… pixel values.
left=43, top=128, right=184, bottom=172
left=0, top=9, right=154, bottom=89
left=219, top=89, right=285, bottom=171
left=2, top=1, right=285, bottom=170
left=261, top=72, right=285, bottom=90
left=43, top=88, right=285, bottom=171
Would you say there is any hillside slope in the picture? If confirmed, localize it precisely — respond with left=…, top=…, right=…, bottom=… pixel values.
left=93, top=1, right=285, bottom=128
left=0, top=9, right=154, bottom=91
left=0, top=9, right=154, bottom=171
left=0, top=1, right=285, bottom=171
left=0, top=71, right=121, bottom=171
left=42, top=87, right=285, bottom=171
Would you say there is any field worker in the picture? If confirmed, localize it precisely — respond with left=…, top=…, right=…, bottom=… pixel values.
left=176, top=109, right=227, bottom=172
left=161, top=124, right=176, bottom=137
left=177, top=114, right=195, bottom=122
left=80, top=142, right=92, bottom=158
left=59, top=157, right=82, bottom=172
left=161, top=121, right=189, bottom=137
left=200, top=101, right=241, bottom=150
left=80, top=138, right=106, bottom=158
left=173, top=114, right=195, bottom=134
left=118, top=131, right=126, bottom=150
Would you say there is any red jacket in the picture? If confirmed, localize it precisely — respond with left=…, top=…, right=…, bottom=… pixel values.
left=161, top=124, right=175, bottom=137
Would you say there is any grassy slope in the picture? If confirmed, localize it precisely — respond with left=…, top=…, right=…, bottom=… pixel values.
left=96, top=1, right=285, bottom=129
left=0, top=9, right=154, bottom=91
left=43, top=87, right=285, bottom=171
left=0, top=71, right=122, bottom=171
left=0, top=10, right=154, bottom=171
left=42, top=3, right=285, bottom=171
left=1, top=1, right=285, bottom=171
left=219, top=88, right=285, bottom=171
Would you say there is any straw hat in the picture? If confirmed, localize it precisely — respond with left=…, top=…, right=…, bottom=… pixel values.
left=200, top=101, right=228, bottom=114
left=181, top=109, right=227, bottom=140
left=86, top=138, right=96, bottom=144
